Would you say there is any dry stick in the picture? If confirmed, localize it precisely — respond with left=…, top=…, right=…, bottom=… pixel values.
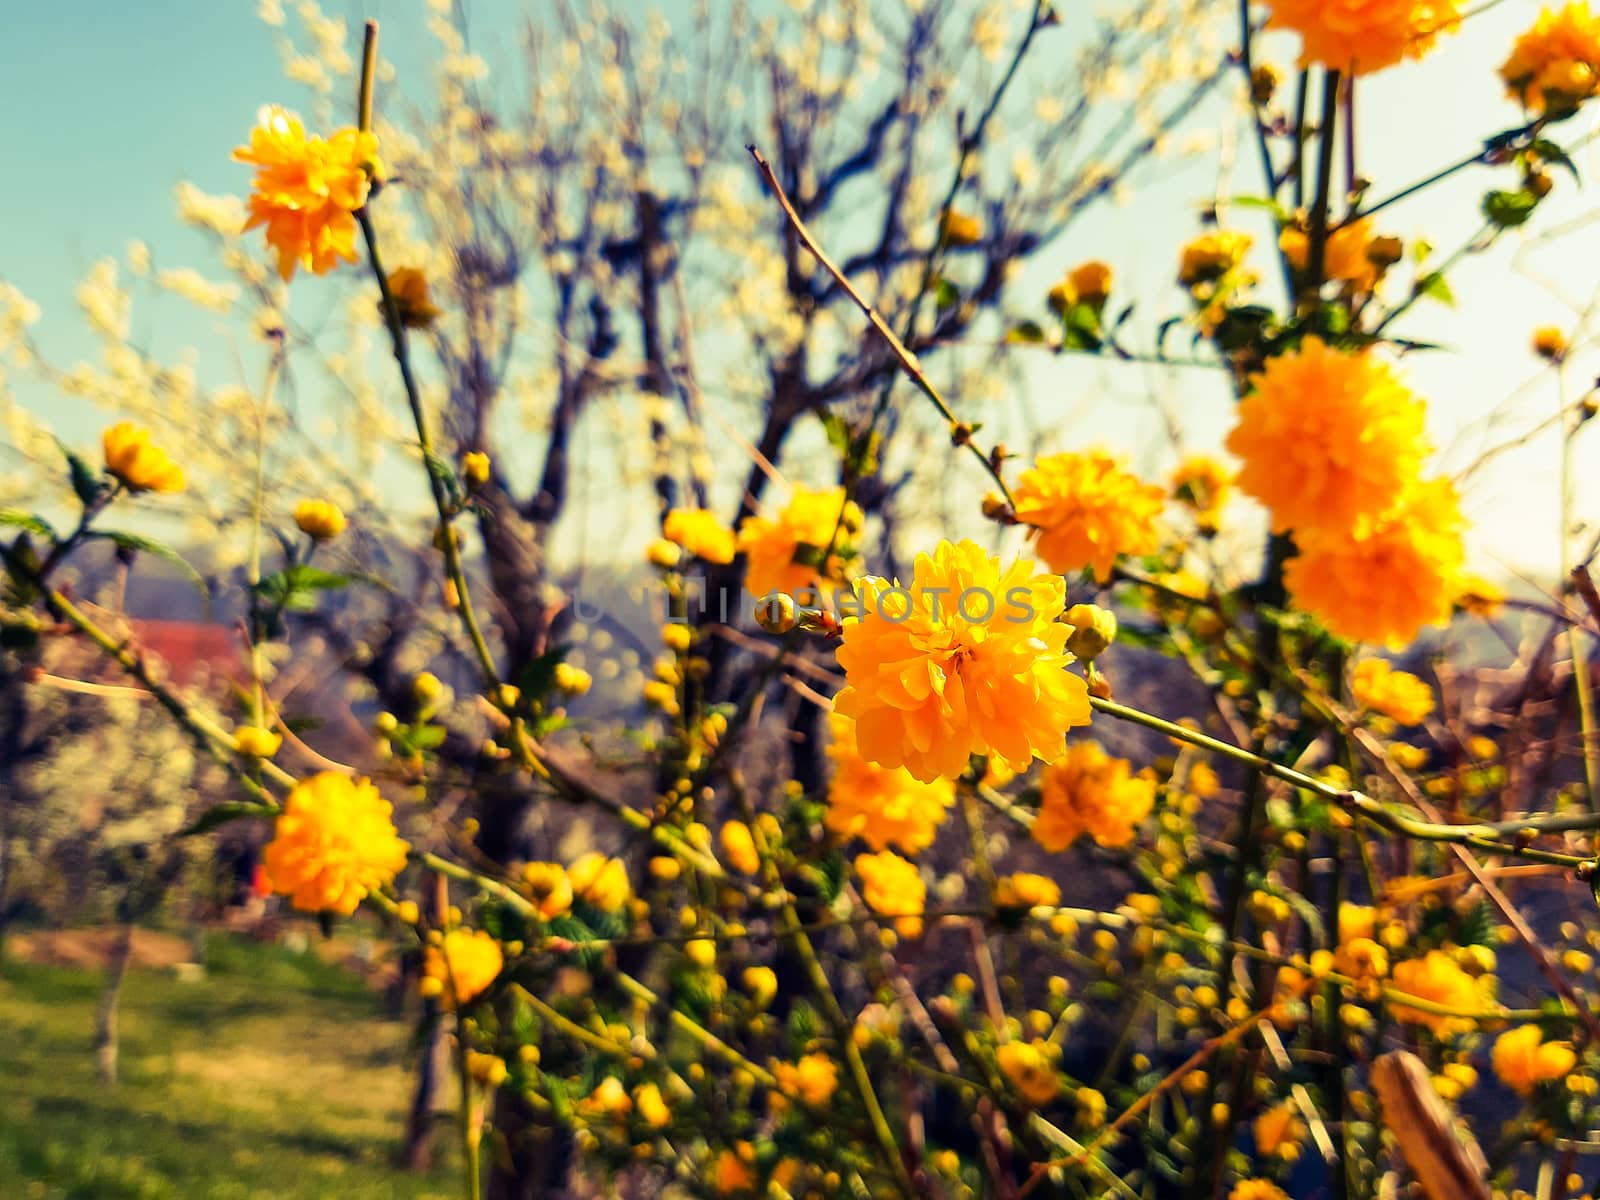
left=745, top=145, right=1015, bottom=506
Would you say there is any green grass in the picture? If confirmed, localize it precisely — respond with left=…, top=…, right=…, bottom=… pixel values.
left=0, top=932, right=460, bottom=1200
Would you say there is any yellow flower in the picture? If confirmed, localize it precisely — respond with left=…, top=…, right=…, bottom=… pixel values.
left=1012, top=451, right=1165, bottom=582
left=1338, top=903, right=1378, bottom=944
left=995, top=872, right=1062, bottom=911
left=720, top=820, right=761, bottom=875
left=774, top=1053, right=840, bottom=1107
left=1351, top=659, right=1435, bottom=725
left=854, top=850, right=926, bottom=938
left=633, top=1082, right=671, bottom=1129
left=462, top=451, right=491, bottom=486
left=1492, top=1025, right=1577, bottom=1095
left=1534, top=324, right=1571, bottom=360
left=422, top=928, right=504, bottom=1009
left=832, top=540, right=1092, bottom=783
left=384, top=266, right=441, bottom=328
left=520, top=861, right=574, bottom=920
left=1032, top=741, right=1155, bottom=852
left=1501, top=5, right=1600, bottom=113
left=997, top=1040, right=1060, bottom=1106
left=553, top=662, right=592, bottom=696
left=1455, top=573, right=1505, bottom=619
left=234, top=725, right=282, bottom=759
left=712, top=1144, right=758, bottom=1195
left=1285, top=477, right=1465, bottom=648
left=1335, top=937, right=1391, bottom=984
left=1051, top=260, right=1114, bottom=311
left=1169, top=455, right=1233, bottom=533
left=1279, top=217, right=1389, bottom=292
left=261, top=772, right=408, bottom=915
left=742, top=966, right=779, bottom=1008
left=1263, top=0, right=1460, bottom=74
left=737, top=486, right=862, bottom=600
left=939, top=209, right=983, bottom=247
left=579, top=1076, right=633, bottom=1121
left=233, top=106, right=380, bottom=280
left=1225, top=338, right=1430, bottom=538
left=1178, top=230, right=1254, bottom=288
left=824, top=712, right=956, bottom=854
left=293, top=498, right=347, bottom=541
left=1253, top=1103, right=1306, bottom=1160
left=1389, top=950, right=1487, bottom=1035
left=1229, top=1182, right=1290, bottom=1200
left=663, top=507, right=737, bottom=564
left=102, top=422, right=187, bottom=494
left=568, top=852, right=630, bottom=912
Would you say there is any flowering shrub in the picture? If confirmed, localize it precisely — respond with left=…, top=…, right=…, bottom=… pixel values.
left=9, top=3, right=1600, bottom=1199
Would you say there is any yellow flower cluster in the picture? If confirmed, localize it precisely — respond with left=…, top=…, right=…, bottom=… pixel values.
left=1253, top=1103, right=1306, bottom=1161
left=772, top=1053, right=840, bottom=1107
left=1226, top=338, right=1463, bottom=646
left=1012, top=451, right=1165, bottom=582
left=1229, top=1182, right=1289, bottom=1200
left=1351, top=658, right=1435, bottom=725
left=102, top=422, right=186, bottom=494
left=1032, top=740, right=1155, bottom=852
left=1501, top=4, right=1600, bottom=114
left=824, top=712, right=956, bottom=854
left=832, top=540, right=1091, bottom=782
left=1491, top=1024, right=1577, bottom=1095
left=737, top=486, right=861, bottom=599
left=421, top=928, right=504, bottom=1009
left=1178, top=230, right=1258, bottom=332
left=1263, top=0, right=1460, bottom=75
left=233, top=106, right=380, bottom=281
left=665, top=507, right=738, bottom=565
left=854, top=850, right=926, bottom=937
left=261, top=771, right=409, bottom=915
left=1279, top=217, right=1401, bottom=295
left=1389, top=949, right=1487, bottom=1036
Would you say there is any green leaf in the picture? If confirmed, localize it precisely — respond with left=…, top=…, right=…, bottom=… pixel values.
left=816, top=410, right=853, bottom=460
left=1061, top=301, right=1104, bottom=352
left=1006, top=320, right=1047, bottom=344
left=180, top=801, right=276, bottom=837
left=934, top=276, right=959, bottom=312
left=0, top=509, right=56, bottom=539
left=254, top=563, right=350, bottom=613
left=1530, top=138, right=1581, bottom=184
left=90, top=531, right=210, bottom=604
left=57, top=438, right=105, bottom=507
left=1415, top=271, right=1455, bottom=308
left=1228, top=194, right=1291, bottom=223
left=1482, top=188, right=1539, bottom=229
left=516, top=642, right=572, bottom=703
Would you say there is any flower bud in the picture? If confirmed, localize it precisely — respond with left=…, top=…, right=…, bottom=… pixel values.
left=1064, top=604, right=1118, bottom=661
left=754, top=592, right=798, bottom=635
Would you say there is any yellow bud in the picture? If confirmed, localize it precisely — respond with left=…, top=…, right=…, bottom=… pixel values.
left=646, top=539, right=681, bottom=568
left=396, top=900, right=420, bottom=925
left=462, top=451, right=491, bottom=486
left=754, top=592, right=798, bottom=635
left=1063, top=604, right=1118, bottom=660
left=234, top=725, right=282, bottom=759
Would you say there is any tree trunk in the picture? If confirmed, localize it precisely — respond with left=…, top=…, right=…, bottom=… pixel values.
left=401, top=1000, right=450, bottom=1171
left=94, top=921, right=135, bottom=1085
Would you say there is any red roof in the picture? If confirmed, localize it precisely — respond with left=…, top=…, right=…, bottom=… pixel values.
left=126, top=619, right=244, bottom=686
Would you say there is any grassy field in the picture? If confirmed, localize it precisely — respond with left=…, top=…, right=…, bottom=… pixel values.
left=0, top=931, right=460, bottom=1200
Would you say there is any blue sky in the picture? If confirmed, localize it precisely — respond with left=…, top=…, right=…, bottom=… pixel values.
left=2, top=0, right=1594, bottom=589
